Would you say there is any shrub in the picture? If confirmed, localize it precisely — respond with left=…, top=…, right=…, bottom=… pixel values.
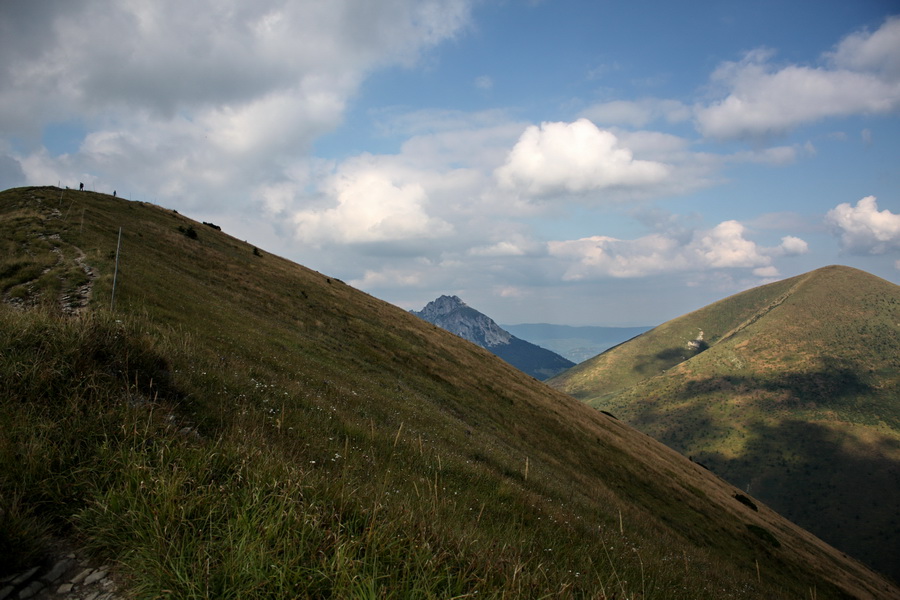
left=734, top=493, right=758, bottom=511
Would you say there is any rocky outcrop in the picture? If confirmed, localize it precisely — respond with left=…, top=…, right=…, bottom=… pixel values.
left=0, top=550, right=121, bottom=600
left=413, top=296, right=511, bottom=348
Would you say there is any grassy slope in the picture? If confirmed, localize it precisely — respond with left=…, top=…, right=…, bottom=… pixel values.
left=549, top=266, right=900, bottom=583
left=1, top=186, right=897, bottom=599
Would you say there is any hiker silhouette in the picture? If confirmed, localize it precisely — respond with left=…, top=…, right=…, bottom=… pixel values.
left=79, top=182, right=84, bottom=191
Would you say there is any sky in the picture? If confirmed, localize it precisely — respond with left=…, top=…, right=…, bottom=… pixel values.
left=1, top=0, right=899, bottom=326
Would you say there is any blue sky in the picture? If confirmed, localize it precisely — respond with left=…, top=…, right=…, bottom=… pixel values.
left=1, top=0, right=899, bottom=326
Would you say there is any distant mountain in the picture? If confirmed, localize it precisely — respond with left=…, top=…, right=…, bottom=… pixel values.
left=549, top=265, right=900, bottom=582
left=412, top=295, right=575, bottom=380
left=502, top=323, right=652, bottom=363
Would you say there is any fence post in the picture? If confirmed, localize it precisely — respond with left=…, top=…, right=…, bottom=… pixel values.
left=111, top=227, right=122, bottom=311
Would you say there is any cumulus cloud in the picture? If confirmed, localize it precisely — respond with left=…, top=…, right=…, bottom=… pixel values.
left=292, top=155, right=454, bottom=246
left=0, top=1, right=472, bottom=131
left=692, top=220, right=769, bottom=268
left=776, top=235, right=810, bottom=256
left=826, top=195, right=900, bottom=254
left=494, top=119, right=671, bottom=198
left=0, top=0, right=473, bottom=208
left=547, top=220, right=806, bottom=280
left=827, top=16, right=900, bottom=79
left=695, top=17, right=900, bottom=139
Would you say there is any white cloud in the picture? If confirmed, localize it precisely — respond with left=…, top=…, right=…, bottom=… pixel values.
left=0, top=0, right=473, bottom=209
left=547, top=220, right=805, bottom=280
left=695, top=17, right=900, bottom=140
left=548, top=234, right=685, bottom=279
left=753, top=266, right=780, bottom=278
left=0, top=0, right=473, bottom=131
left=776, top=235, right=810, bottom=256
left=292, top=155, right=454, bottom=245
left=826, top=195, right=900, bottom=254
left=494, top=119, right=671, bottom=198
left=692, top=220, right=769, bottom=268
left=827, top=16, right=900, bottom=80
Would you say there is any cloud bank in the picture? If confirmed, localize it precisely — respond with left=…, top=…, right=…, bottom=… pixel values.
left=695, top=17, right=900, bottom=139
left=548, top=221, right=808, bottom=280
left=0, top=0, right=474, bottom=205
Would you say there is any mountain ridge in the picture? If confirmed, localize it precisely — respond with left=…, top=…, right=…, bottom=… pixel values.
left=549, top=264, right=900, bottom=582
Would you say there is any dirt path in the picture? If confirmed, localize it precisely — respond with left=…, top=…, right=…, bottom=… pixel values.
left=59, top=245, right=96, bottom=316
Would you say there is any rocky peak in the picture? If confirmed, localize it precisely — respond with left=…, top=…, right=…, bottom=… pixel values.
left=418, top=295, right=467, bottom=319
left=411, top=295, right=574, bottom=380
left=412, top=295, right=511, bottom=348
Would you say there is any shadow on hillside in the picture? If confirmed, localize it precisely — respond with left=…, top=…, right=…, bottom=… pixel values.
left=699, top=420, right=900, bottom=584
left=632, top=346, right=699, bottom=376
left=630, top=396, right=732, bottom=455
left=672, top=359, right=873, bottom=408
left=621, top=364, right=898, bottom=582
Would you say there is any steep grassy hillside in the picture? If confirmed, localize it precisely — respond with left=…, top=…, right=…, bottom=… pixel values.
left=2, top=187, right=897, bottom=599
left=549, top=266, right=900, bottom=583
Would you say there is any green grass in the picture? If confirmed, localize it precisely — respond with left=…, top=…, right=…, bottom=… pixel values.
left=1, top=186, right=897, bottom=599
left=0, top=309, right=690, bottom=599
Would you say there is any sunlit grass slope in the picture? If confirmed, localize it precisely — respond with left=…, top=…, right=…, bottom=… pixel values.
left=2, top=186, right=897, bottom=599
left=549, top=265, right=900, bottom=583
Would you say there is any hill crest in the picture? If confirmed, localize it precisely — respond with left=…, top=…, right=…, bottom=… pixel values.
left=549, top=264, right=900, bottom=582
